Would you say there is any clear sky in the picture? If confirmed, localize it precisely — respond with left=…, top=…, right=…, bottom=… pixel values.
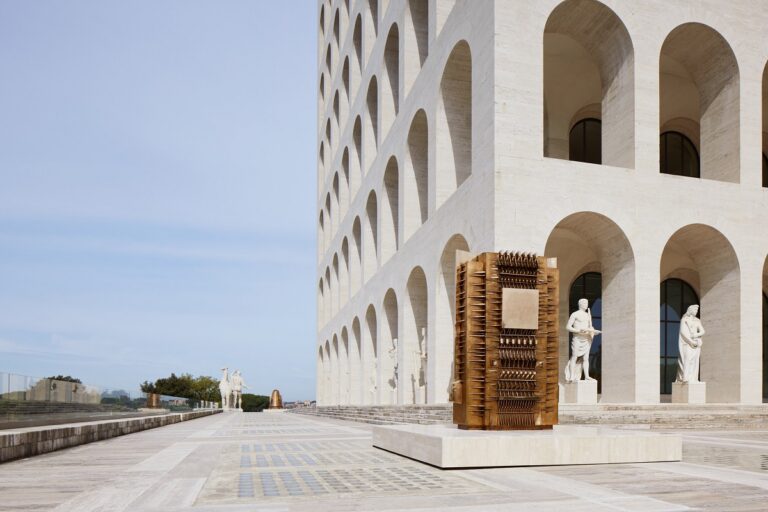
left=0, top=1, right=317, bottom=401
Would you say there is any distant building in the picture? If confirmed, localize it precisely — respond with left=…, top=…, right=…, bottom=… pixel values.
left=316, top=0, right=768, bottom=406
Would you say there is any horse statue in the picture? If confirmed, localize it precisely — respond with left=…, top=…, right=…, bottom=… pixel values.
left=219, top=367, right=231, bottom=409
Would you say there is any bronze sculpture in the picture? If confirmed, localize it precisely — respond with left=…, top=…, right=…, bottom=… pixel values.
left=451, top=252, right=559, bottom=430
left=269, top=389, right=283, bottom=409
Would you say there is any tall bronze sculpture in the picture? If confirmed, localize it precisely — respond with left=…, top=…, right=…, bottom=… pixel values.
left=451, top=252, right=559, bottom=430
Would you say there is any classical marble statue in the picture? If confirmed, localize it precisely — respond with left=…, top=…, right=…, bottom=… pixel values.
left=389, top=338, right=398, bottom=389
left=676, top=305, right=705, bottom=383
left=218, top=367, right=231, bottom=409
left=231, top=370, right=247, bottom=409
left=564, top=299, right=601, bottom=383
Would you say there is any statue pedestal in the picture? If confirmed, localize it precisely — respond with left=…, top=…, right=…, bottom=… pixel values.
left=373, top=424, right=681, bottom=468
left=672, top=381, right=706, bottom=404
left=560, top=380, right=598, bottom=404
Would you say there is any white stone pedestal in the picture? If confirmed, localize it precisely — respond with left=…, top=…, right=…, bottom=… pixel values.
left=561, top=380, right=598, bottom=404
left=672, top=381, right=706, bottom=404
left=372, top=424, right=681, bottom=469
left=264, top=408, right=285, bottom=413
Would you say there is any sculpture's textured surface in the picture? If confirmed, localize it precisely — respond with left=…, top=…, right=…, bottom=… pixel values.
left=269, top=389, right=283, bottom=409
left=451, top=252, right=559, bottom=430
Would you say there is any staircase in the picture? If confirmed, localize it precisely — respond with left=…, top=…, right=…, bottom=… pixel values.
left=291, top=403, right=768, bottom=429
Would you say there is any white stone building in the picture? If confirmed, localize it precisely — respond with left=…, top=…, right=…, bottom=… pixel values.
left=316, top=0, right=768, bottom=406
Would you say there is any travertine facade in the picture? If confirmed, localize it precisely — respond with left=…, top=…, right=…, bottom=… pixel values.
left=316, top=0, right=768, bottom=406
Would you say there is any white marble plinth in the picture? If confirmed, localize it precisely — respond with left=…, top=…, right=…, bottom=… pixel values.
left=264, top=408, right=285, bottom=413
left=672, top=381, right=706, bottom=404
left=561, top=380, right=598, bottom=404
left=372, top=424, right=681, bottom=469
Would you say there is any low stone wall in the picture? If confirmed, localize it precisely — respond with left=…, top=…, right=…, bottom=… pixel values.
left=0, top=409, right=220, bottom=464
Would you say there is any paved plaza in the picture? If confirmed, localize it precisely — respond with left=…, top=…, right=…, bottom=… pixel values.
left=1, top=413, right=768, bottom=511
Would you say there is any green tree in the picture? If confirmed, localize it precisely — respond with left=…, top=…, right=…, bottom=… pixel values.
left=241, top=394, right=270, bottom=412
left=140, top=373, right=221, bottom=402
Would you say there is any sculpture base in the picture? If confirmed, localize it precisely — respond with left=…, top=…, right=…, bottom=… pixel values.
left=264, top=408, right=285, bottom=413
left=561, top=380, right=598, bottom=404
left=672, top=381, right=706, bottom=404
left=372, top=424, right=681, bottom=468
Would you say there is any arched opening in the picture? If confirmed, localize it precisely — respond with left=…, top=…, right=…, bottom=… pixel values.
left=319, top=4, right=325, bottom=37
left=659, top=278, right=700, bottom=395
left=324, top=341, right=332, bottom=404
left=333, top=9, right=340, bottom=51
left=436, top=41, right=472, bottom=208
left=365, top=77, right=378, bottom=173
left=326, top=119, right=333, bottom=157
left=404, top=267, right=428, bottom=404
left=382, top=289, right=398, bottom=405
left=436, top=234, right=470, bottom=403
left=660, top=23, right=739, bottom=182
left=382, top=24, right=400, bottom=136
left=333, top=91, right=342, bottom=149
left=341, top=327, right=350, bottom=404
left=544, top=212, right=636, bottom=403
left=325, top=44, right=332, bottom=75
left=353, top=15, right=363, bottom=96
left=319, top=142, right=326, bottom=178
left=319, top=73, right=325, bottom=103
left=317, top=278, right=325, bottom=329
left=340, top=238, right=350, bottom=307
left=365, top=0, right=378, bottom=66
left=660, top=224, right=740, bottom=402
left=569, top=118, right=601, bottom=165
left=404, top=0, right=428, bottom=96
left=351, top=317, right=362, bottom=404
left=331, top=335, right=340, bottom=404
left=544, top=0, right=634, bottom=167
left=381, top=157, right=399, bottom=263
left=353, top=116, right=363, bottom=179
left=332, top=173, right=340, bottom=234
left=324, top=193, right=332, bottom=252
left=404, top=110, right=428, bottom=241
left=762, top=63, right=767, bottom=188
left=351, top=217, right=362, bottom=296
left=660, top=131, right=700, bottom=178
left=569, top=272, right=603, bottom=391
left=364, top=305, right=378, bottom=404
left=324, top=267, right=332, bottom=328
left=331, top=254, right=340, bottom=317
left=342, top=148, right=356, bottom=208
left=363, top=191, right=378, bottom=282
left=317, top=346, right=325, bottom=404
left=762, top=258, right=767, bottom=400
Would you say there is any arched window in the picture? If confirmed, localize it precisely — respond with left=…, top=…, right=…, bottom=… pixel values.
left=569, top=119, right=601, bottom=165
left=660, top=278, right=699, bottom=394
left=569, top=272, right=602, bottom=390
left=661, top=131, right=699, bottom=178
left=762, top=153, right=767, bottom=188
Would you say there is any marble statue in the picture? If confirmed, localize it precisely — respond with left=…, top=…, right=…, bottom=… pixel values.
left=676, top=305, right=705, bottom=383
left=231, top=370, right=248, bottom=409
left=218, top=367, right=231, bottom=409
left=564, top=298, right=602, bottom=383
left=389, top=337, right=398, bottom=389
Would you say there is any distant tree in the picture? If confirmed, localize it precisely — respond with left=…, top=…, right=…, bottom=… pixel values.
left=140, top=373, right=221, bottom=402
left=46, top=375, right=82, bottom=383
left=241, top=394, right=270, bottom=412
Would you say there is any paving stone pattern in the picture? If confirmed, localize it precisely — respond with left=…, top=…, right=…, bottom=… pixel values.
left=2, top=411, right=768, bottom=510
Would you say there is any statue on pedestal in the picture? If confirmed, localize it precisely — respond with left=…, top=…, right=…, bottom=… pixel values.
left=564, top=299, right=601, bottom=383
left=231, top=370, right=248, bottom=409
left=218, top=367, right=231, bottom=409
left=676, top=305, right=705, bottom=383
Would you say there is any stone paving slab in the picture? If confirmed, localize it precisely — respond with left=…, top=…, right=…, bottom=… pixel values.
left=0, top=411, right=768, bottom=510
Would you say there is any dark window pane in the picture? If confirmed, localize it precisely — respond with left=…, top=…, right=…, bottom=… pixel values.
left=762, top=153, right=767, bottom=188
left=569, top=119, right=601, bottom=165
left=660, top=131, right=699, bottom=178
left=666, top=280, right=683, bottom=319
left=666, top=324, right=680, bottom=358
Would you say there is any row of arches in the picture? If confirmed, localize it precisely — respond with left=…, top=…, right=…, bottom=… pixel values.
left=318, top=233, right=470, bottom=405
left=544, top=0, right=766, bottom=186
left=318, top=39, right=472, bottom=269
left=320, top=211, right=768, bottom=405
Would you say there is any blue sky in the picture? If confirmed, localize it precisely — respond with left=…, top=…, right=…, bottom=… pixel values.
left=0, top=1, right=317, bottom=400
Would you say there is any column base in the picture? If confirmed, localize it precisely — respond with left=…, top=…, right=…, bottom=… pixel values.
left=671, top=381, right=706, bottom=404
left=560, top=380, right=598, bottom=404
